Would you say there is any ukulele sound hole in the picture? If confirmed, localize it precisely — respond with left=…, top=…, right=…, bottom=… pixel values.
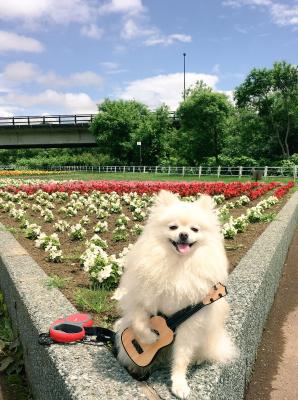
left=152, top=329, right=160, bottom=336
left=132, top=339, right=144, bottom=354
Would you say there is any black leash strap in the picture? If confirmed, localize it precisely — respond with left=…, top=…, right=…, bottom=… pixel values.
left=84, top=326, right=115, bottom=345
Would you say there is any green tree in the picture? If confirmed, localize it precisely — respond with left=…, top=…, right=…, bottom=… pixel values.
left=176, top=81, right=232, bottom=164
left=222, top=108, right=274, bottom=163
left=90, top=99, right=150, bottom=163
left=133, top=105, right=174, bottom=165
left=234, top=61, right=298, bottom=158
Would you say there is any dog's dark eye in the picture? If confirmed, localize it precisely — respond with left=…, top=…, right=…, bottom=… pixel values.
left=191, top=227, right=199, bottom=232
left=169, top=225, right=178, bottom=230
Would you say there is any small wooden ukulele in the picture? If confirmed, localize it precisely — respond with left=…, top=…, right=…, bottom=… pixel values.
left=121, top=283, right=227, bottom=367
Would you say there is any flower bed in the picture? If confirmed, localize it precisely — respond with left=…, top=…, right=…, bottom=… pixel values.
left=0, top=170, right=68, bottom=177
left=0, top=179, right=294, bottom=325
left=4, top=179, right=282, bottom=197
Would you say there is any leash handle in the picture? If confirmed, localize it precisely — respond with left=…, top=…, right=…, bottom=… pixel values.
left=49, top=313, right=92, bottom=343
left=38, top=313, right=115, bottom=346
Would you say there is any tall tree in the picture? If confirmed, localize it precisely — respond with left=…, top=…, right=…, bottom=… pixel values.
left=90, top=99, right=149, bottom=163
left=133, top=105, right=173, bottom=165
left=222, top=108, right=274, bottom=162
left=176, top=81, right=232, bottom=164
left=234, top=61, right=298, bottom=158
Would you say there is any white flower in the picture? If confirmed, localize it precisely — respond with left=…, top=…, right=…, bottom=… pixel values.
left=94, top=221, right=108, bottom=233
left=221, top=221, right=238, bottom=239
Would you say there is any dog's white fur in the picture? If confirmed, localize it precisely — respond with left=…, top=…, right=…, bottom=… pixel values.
left=114, top=190, right=238, bottom=399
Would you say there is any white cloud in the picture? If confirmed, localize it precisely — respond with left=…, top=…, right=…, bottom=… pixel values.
left=107, top=69, right=128, bottom=75
left=81, top=24, right=104, bottom=40
left=120, top=19, right=191, bottom=46
left=223, top=0, right=272, bottom=7
left=2, top=62, right=103, bottom=88
left=0, top=31, right=44, bottom=53
left=4, top=90, right=97, bottom=114
left=100, top=62, right=127, bottom=74
left=223, top=0, right=298, bottom=27
left=270, top=3, right=298, bottom=27
left=218, top=90, right=234, bottom=102
left=121, top=19, right=156, bottom=39
left=144, top=33, right=192, bottom=46
left=101, top=62, right=120, bottom=70
left=66, top=71, right=103, bottom=87
left=118, top=73, right=219, bottom=110
left=0, top=0, right=53, bottom=20
left=2, top=62, right=40, bottom=82
left=234, top=25, right=248, bottom=34
left=98, top=0, right=144, bottom=16
left=0, top=0, right=94, bottom=24
left=0, top=106, right=21, bottom=117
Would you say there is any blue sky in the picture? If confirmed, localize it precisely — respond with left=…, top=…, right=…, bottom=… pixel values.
left=0, top=0, right=297, bottom=116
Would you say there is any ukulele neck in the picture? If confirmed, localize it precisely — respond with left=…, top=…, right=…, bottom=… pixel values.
left=164, top=283, right=227, bottom=332
left=165, top=302, right=205, bottom=332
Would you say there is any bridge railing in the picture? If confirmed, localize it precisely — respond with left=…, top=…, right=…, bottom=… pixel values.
left=0, top=112, right=178, bottom=127
left=0, top=114, right=96, bottom=127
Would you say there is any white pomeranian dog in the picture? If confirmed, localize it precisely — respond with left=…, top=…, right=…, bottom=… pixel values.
left=114, top=190, right=238, bottom=399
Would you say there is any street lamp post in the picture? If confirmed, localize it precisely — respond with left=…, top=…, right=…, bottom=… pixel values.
left=183, top=53, right=186, bottom=101
left=137, top=141, right=142, bottom=165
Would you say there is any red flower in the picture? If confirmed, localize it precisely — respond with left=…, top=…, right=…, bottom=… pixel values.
left=2, top=179, right=293, bottom=199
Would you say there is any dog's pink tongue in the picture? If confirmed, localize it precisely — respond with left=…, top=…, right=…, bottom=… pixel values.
left=177, top=243, right=190, bottom=253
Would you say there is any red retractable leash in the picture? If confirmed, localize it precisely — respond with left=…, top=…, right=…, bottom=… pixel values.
left=38, top=312, right=150, bottom=381
left=38, top=313, right=115, bottom=348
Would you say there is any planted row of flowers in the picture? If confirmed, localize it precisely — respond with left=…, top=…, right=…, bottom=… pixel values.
left=274, top=181, right=295, bottom=198
left=0, top=170, right=68, bottom=177
left=221, top=196, right=279, bottom=239
left=2, top=179, right=283, bottom=198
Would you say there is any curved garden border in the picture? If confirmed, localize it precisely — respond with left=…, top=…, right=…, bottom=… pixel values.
left=0, top=191, right=297, bottom=400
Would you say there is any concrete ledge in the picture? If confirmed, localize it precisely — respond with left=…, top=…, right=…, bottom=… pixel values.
left=0, top=191, right=297, bottom=400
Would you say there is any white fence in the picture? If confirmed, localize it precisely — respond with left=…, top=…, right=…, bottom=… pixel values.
left=44, top=165, right=298, bottom=179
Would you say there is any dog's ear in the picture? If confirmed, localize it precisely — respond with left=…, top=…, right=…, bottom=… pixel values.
left=154, top=190, right=179, bottom=206
left=196, top=194, right=215, bottom=210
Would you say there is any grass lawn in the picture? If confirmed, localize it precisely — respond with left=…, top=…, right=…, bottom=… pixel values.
left=3, top=171, right=296, bottom=183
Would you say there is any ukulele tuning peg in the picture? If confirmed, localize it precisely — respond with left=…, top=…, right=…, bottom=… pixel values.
left=213, top=285, right=217, bottom=290
left=218, top=293, right=223, bottom=298
left=210, top=298, right=214, bottom=302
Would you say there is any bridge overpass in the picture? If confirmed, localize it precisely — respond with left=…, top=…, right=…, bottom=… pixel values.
left=0, top=112, right=178, bottom=149
left=0, top=114, right=97, bottom=148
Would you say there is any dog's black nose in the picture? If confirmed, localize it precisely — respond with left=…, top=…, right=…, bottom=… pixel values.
left=179, top=232, right=188, bottom=242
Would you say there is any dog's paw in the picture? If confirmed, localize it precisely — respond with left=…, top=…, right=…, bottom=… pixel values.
left=139, top=329, right=158, bottom=345
left=171, top=378, right=191, bottom=399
